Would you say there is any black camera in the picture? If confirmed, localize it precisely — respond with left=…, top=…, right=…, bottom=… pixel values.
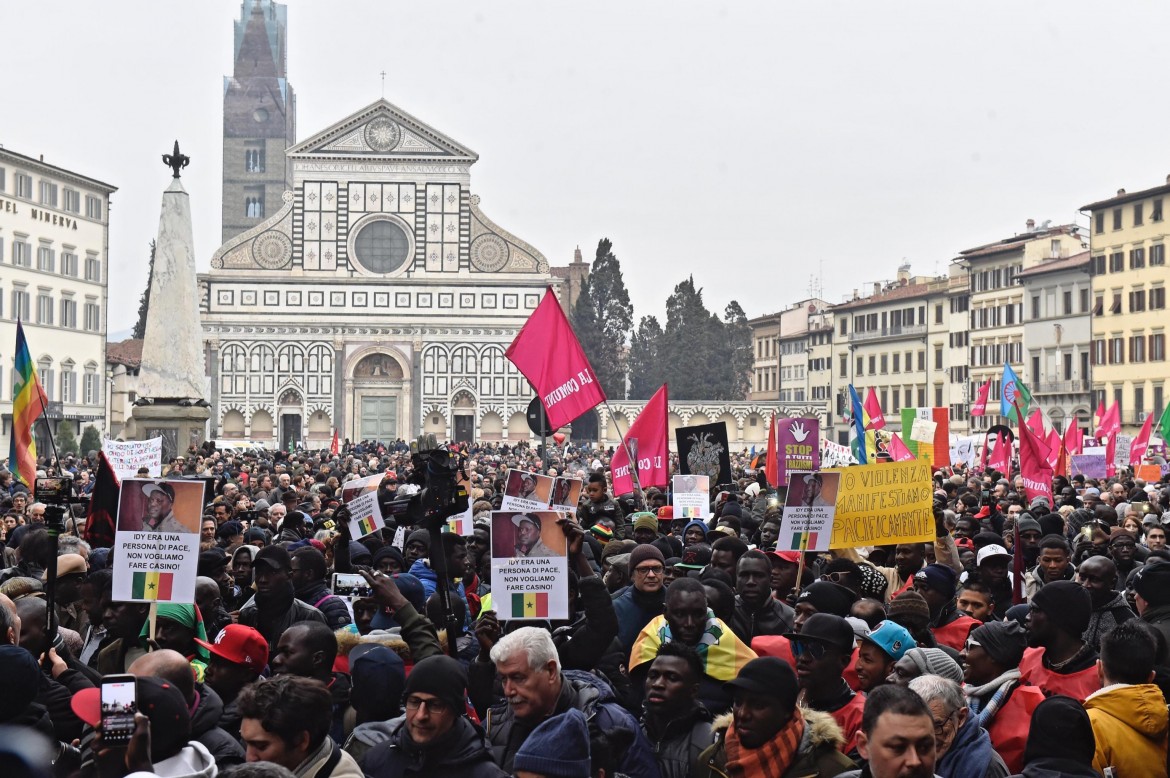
left=34, top=476, right=73, bottom=506
left=379, top=436, right=469, bottom=530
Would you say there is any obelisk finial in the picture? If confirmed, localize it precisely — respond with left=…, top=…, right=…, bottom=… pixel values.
left=162, top=140, right=190, bottom=179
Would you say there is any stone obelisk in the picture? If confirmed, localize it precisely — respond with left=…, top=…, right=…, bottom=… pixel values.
left=129, top=142, right=210, bottom=461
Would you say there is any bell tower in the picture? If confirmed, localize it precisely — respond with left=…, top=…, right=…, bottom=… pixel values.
left=221, top=0, right=296, bottom=244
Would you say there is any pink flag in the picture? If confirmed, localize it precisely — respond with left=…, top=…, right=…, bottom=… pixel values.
left=1096, top=401, right=1121, bottom=439
left=989, top=431, right=1011, bottom=473
left=1106, top=430, right=1118, bottom=478
left=1044, top=427, right=1063, bottom=470
left=888, top=433, right=916, bottom=462
left=1095, top=401, right=1105, bottom=426
left=764, top=414, right=779, bottom=488
left=1016, top=402, right=1054, bottom=506
left=610, top=384, right=669, bottom=495
left=506, top=287, right=607, bottom=429
left=1131, top=412, right=1155, bottom=466
left=1063, top=420, right=1083, bottom=457
left=970, top=380, right=991, bottom=417
left=863, top=388, right=886, bottom=430
left=1026, top=409, right=1047, bottom=441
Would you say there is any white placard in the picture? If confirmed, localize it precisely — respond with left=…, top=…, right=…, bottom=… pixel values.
left=1114, top=435, right=1133, bottom=469
left=777, top=471, right=839, bottom=553
left=490, top=511, right=569, bottom=621
left=910, top=418, right=937, bottom=445
left=113, top=479, right=203, bottom=603
left=341, top=473, right=386, bottom=539
left=672, top=474, right=710, bottom=519
left=103, top=438, right=163, bottom=480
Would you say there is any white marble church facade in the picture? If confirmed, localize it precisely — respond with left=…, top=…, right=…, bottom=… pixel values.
left=200, top=100, right=562, bottom=449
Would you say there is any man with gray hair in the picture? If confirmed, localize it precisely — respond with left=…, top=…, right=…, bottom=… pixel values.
left=907, top=675, right=1007, bottom=778
left=478, top=625, right=660, bottom=777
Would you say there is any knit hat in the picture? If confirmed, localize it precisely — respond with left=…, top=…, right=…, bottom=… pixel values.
left=372, top=545, right=404, bottom=571
left=254, top=499, right=270, bottom=510
left=1133, top=562, right=1170, bottom=608
left=403, top=655, right=467, bottom=716
left=857, top=565, right=890, bottom=601
left=513, top=709, right=591, bottom=778
left=405, top=528, right=431, bottom=549
left=912, top=563, right=957, bottom=595
left=348, top=541, right=373, bottom=564
left=969, top=620, right=1027, bottom=669
left=391, top=573, right=427, bottom=613
left=588, top=524, right=614, bottom=542
left=1017, top=516, right=1042, bottom=535
left=887, top=591, right=931, bottom=633
left=1031, top=580, right=1092, bottom=637
left=629, top=544, right=665, bottom=572
left=903, top=647, right=963, bottom=684
left=726, top=656, right=799, bottom=704
left=1024, top=695, right=1096, bottom=766
left=682, top=520, right=709, bottom=541
left=794, top=581, right=858, bottom=618
left=0, top=645, right=40, bottom=723
left=349, top=643, right=406, bottom=721
left=631, top=512, right=659, bottom=534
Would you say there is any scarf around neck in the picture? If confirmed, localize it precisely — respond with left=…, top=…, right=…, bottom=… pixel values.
left=964, top=669, right=1020, bottom=727
left=724, top=707, right=805, bottom=777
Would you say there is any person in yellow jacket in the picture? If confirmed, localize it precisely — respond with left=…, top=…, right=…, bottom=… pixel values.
left=1083, top=620, right=1169, bottom=778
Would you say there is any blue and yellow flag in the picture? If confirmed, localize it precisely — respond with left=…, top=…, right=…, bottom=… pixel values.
left=848, top=384, right=875, bottom=464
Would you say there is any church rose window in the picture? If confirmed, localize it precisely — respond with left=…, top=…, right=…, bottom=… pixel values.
left=353, top=219, right=410, bottom=274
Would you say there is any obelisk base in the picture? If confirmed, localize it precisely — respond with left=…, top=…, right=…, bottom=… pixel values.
left=128, top=403, right=211, bottom=463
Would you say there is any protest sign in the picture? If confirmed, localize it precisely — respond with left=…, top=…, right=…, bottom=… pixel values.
left=444, top=472, right=475, bottom=535
left=490, top=511, right=569, bottom=621
left=828, top=461, right=934, bottom=549
left=341, top=473, right=386, bottom=539
left=776, top=418, right=819, bottom=487
left=951, top=436, right=976, bottom=468
left=392, top=526, right=406, bottom=550
left=549, top=477, right=583, bottom=512
left=672, top=474, right=710, bottom=519
left=1137, top=464, right=1163, bottom=483
left=501, top=470, right=554, bottom=513
left=909, top=418, right=937, bottom=445
left=113, top=479, right=203, bottom=603
left=820, top=437, right=857, bottom=468
left=1113, top=435, right=1133, bottom=470
left=676, top=422, right=732, bottom=486
left=103, top=438, right=163, bottom=480
left=900, top=408, right=950, bottom=466
left=1070, top=454, right=1107, bottom=479
left=778, top=471, right=839, bottom=552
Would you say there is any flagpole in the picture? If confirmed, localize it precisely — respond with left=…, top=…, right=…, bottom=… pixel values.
left=603, top=399, right=645, bottom=497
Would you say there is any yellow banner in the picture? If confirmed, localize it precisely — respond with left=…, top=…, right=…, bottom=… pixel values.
left=829, top=461, right=934, bottom=549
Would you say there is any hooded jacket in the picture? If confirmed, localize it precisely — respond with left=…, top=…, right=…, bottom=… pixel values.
left=613, top=584, right=666, bottom=652
left=641, top=701, right=715, bottom=778
left=360, top=715, right=507, bottom=778
left=936, top=712, right=1009, bottom=778
left=730, top=594, right=794, bottom=643
left=1083, top=682, right=1170, bottom=777
left=125, top=740, right=217, bottom=778
left=696, top=708, right=854, bottom=778
left=296, top=578, right=355, bottom=631
left=483, top=669, right=661, bottom=778
left=238, top=589, right=327, bottom=653
left=1006, top=758, right=1100, bottom=778
left=189, top=683, right=245, bottom=767
left=1142, top=602, right=1170, bottom=655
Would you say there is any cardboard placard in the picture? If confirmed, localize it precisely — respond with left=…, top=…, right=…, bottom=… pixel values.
left=828, top=461, right=934, bottom=549
left=1136, top=464, right=1162, bottom=483
left=490, top=511, right=569, bottom=621
left=778, top=471, right=838, bottom=552
left=909, top=418, right=937, bottom=445
left=113, top=479, right=203, bottom=603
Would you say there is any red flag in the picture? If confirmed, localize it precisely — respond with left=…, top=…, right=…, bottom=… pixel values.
left=989, top=431, right=1011, bottom=473
left=1016, top=401, right=1054, bottom=506
left=1131, top=412, right=1155, bottom=466
left=1011, top=523, right=1026, bottom=605
left=506, top=287, right=607, bottom=429
left=84, top=451, right=121, bottom=549
left=1106, top=430, right=1118, bottom=478
left=971, top=380, right=991, bottom=417
left=1044, top=427, right=1062, bottom=470
left=888, top=433, right=915, bottom=462
left=1095, top=401, right=1105, bottom=426
left=611, top=384, right=669, bottom=495
left=863, top=388, right=886, bottom=430
left=1096, top=401, right=1120, bottom=439
left=1062, top=419, right=1083, bottom=457
left=764, top=414, right=779, bottom=488
left=1025, top=408, right=1047, bottom=441
left=330, top=429, right=339, bottom=456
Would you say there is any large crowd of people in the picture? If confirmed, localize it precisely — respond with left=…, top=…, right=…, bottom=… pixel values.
left=2, top=437, right=1170, bottom=778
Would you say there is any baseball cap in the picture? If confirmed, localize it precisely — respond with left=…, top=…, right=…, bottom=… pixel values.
left=860, top=620, right=914, bottom=661
left=656, top=506, right=674, bottom=522
left=72, top=677, right=191, bottom=759
left=976, top=544, right=1012, bottom=566
left=724, top=656, right=798, bottom=701
left=511, top=514, right=541, bottom=530
left=706, top=526, right=737, bottom=543
left=253, top=544, right=292, bottom=572
left=784, top=613, right=855, bottom=654
left=766, top=550, right=802, bottom=565
left=675, top=544, right=712, bottom=570
left=141, top=481, right=175, bottom=501
left=194, top=624, right=269, bottom=669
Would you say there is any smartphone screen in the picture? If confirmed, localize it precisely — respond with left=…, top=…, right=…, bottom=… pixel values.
left=332, top=572, right=370, bottom=599
left=101, top=676, right=137, bottom=745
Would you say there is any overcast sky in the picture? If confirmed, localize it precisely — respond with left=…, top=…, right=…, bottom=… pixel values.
left=4, top=1, right=1169, bottom=338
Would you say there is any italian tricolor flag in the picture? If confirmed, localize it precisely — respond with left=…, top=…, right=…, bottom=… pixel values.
left=132, top=571, right=174, bottom=601
left=512, top=592, right=548, bottom=618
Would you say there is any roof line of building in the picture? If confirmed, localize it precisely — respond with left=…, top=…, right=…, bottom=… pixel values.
left=0, top=148, right=117, bottom=193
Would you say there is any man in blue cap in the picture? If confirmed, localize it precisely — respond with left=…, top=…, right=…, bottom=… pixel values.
left=912, top=562, right=980, bottom=651
left=853, top=620, right=915, bottom=693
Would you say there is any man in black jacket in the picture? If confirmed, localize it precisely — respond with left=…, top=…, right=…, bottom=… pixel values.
left=362, top=655, right=507, bottom=778
left=237, top=544, right=326, bottom=652
left=290, top=546, right=354, bottom=630
left=271, top=620, right=352, bottom=744
left=730, top=549, right=794, bottom=643
left=640, top=642, right=714, bottom=778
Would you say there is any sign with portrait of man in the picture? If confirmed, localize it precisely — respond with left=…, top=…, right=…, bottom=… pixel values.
left=490, top=510, right=569, bottom=621
left=113, top=479, right=204, bottom=603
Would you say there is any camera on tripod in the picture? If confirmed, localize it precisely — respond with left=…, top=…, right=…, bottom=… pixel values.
left=34, top=476, right=73, bottom=507
left=378, top=436, right=469, bottom=530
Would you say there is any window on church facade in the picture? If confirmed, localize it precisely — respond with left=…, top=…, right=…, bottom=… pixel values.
left=353, top=219, right=410, bottom=274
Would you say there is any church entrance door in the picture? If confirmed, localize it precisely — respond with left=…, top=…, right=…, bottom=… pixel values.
left=454, top=415, right=473, bottom=444
left=360, top=396, right=398, bottom=442
left=280, top=414, right=301, bottom=451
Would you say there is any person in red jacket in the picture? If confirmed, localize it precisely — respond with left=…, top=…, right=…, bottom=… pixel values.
left=912, top=563, right=980, bottom=651
left=787, top=613, right=866, bottom=756
left=960, top=619, right=1044, bottom=774
left=1019, top=580, right=1101, bottom=701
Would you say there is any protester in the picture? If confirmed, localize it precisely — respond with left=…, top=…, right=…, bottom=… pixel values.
left=853, top=620, right=915, bottom=694
left=888, top=647, right=963, bottom=686
left=195, top=624, right=269, bottom=741
left=238, top=544, right=328, bottom=652
left=640, top=642, right=715, bottom=778
left=1019, top=580, right=1100, bottom=701
left=912, top=563, right=980, bottom=651
left=613, top=544, right=667, bottom=652
left=1076, top=555, right=1135, bottom=649
left=730, top=549, right=795, bottom=643
left=845, top=684, right=938, bottom=778
left=908, top=674, right=1008, bottom=778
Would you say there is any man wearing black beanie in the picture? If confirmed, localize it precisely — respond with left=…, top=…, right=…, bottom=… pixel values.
left=1134, top=560, right=1170, bottom=652
left=362, top=655, right=507, bottom=777
left=1019, top=580, right=1101, bottom=701
left=1015, top=695, right=1099, bottom=778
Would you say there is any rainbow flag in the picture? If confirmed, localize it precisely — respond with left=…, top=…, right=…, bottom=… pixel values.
left=9, top=321, right=45, bottom=487
left=355, top=515, right=378, bottom=537
left=132, top=571, right=174, bottom=600
left=790, top=531, right=818, bottom=551
left=630, top=613, right=756, bottom=681
left=512, top=592, right=548, bottom=618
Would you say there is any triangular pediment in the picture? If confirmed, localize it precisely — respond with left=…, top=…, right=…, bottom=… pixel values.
left=287, top=99, right=478, bottom=162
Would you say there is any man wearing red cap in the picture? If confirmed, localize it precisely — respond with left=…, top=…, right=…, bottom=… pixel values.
left=195, top=624, right=269, bottom=741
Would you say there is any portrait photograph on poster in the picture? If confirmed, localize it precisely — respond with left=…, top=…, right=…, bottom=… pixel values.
left=113, top=479, right=204, bottom=603
left=491, top=511, right=567, bottom=560
left=490, top=510, right=569, bottom=621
